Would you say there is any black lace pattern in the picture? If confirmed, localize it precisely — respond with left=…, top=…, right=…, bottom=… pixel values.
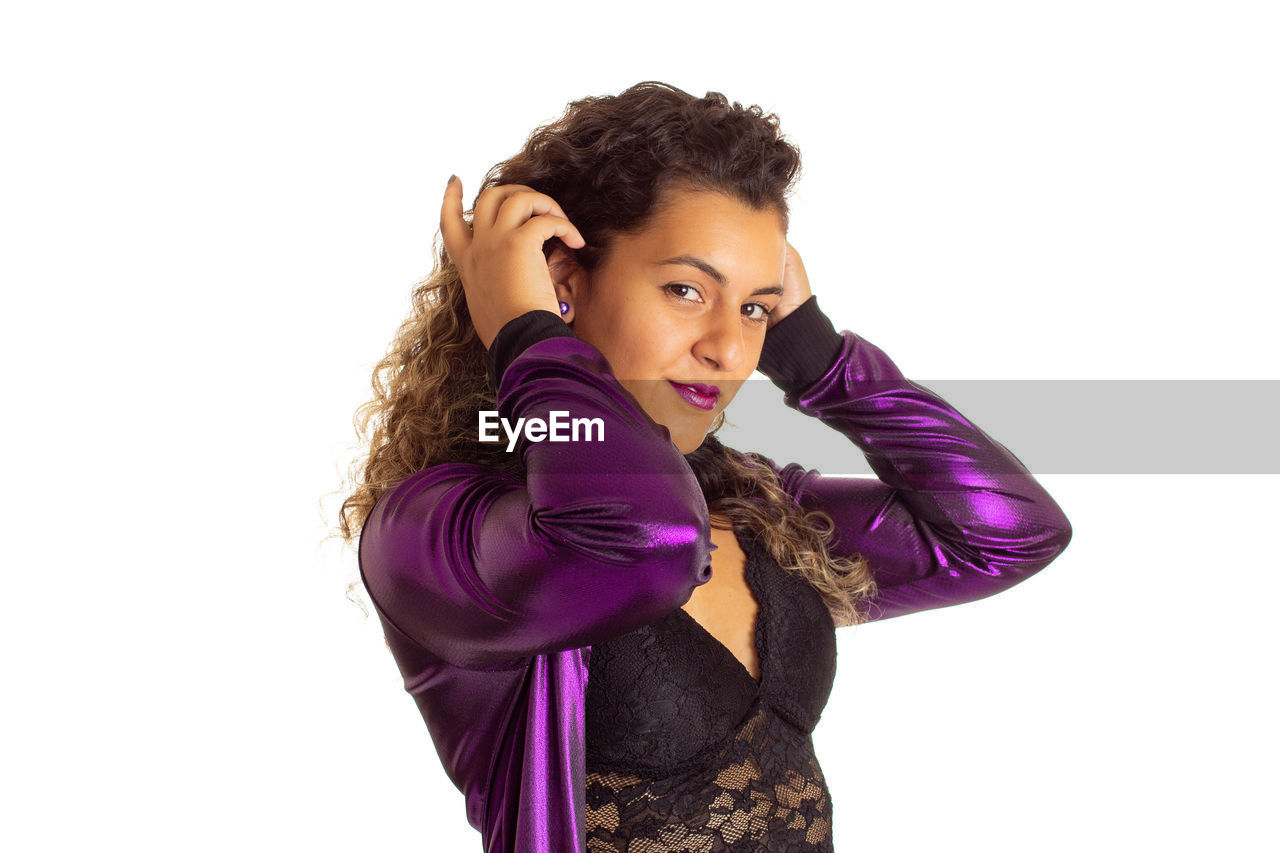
left=584, top=528, right=839, bottom=851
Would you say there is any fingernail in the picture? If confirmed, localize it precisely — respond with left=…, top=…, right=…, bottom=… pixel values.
left=447, top=174, right=457, bottom=189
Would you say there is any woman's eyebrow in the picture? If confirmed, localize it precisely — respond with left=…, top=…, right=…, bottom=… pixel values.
left=653, top=254, right=783, bottom=297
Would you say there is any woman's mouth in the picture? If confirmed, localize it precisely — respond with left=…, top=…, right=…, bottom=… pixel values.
left=668, top=381, right=719, bottom=411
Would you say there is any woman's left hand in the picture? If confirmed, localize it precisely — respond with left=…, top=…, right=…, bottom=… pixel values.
left=768, top=241, right=814, bottom=330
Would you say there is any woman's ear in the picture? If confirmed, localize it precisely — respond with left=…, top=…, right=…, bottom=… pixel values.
left=547, top=242, right=588, bottom=323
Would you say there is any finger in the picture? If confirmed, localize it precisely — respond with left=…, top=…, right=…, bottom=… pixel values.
left=473, top=183, right=541, bottom=233
left=493, top=189, right=571, bottom=233
left=439, top=176, right=471, bottom=264
left=513, top=213, right=587, bottom=253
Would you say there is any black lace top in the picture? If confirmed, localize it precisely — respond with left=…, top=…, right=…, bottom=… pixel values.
left=584, top=526, right=840, bottom=851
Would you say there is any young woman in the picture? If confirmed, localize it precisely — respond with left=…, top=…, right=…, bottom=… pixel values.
left=339, top=81, right=1072, bottom=853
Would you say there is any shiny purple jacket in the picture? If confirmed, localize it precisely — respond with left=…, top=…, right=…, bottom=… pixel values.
left=358, top=296, right=1072, bottom=852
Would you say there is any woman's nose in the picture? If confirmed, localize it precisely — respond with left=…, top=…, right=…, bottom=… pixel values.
left=692, top=310, right=746, bottom=373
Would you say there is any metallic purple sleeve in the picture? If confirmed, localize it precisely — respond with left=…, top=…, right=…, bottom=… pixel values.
left=755, top=303, right=1073, bottom=624
left=359, top=318, right=715, bottom=671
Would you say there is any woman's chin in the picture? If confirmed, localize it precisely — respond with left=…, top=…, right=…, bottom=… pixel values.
left=671, top=428, right=710, bottom=456
left=652, top=406, right=717, bottom=455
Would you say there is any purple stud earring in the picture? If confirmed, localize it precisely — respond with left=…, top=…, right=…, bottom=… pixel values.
left=559, top=301, right=569, bottom=315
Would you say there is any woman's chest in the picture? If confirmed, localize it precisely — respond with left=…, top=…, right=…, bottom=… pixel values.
left=584, top=524, right=840, bottom=774
left=680, top=523, right=762, bottom=683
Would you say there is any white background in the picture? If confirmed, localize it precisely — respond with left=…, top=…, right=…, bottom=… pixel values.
left=3, top=1, right=1277, bottom=851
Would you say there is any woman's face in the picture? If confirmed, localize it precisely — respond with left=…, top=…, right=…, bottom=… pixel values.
left=563, top=187, right=786, bottom=454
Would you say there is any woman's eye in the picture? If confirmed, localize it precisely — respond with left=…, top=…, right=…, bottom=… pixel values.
left=665, top=284, right=773, bottom=325
left=665, top=283, right=701, bottom=302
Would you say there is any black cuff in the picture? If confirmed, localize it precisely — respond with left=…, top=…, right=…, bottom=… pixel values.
left=485, top=310, right=578, bottom=388
left=756, top=295, right=845, bottom=398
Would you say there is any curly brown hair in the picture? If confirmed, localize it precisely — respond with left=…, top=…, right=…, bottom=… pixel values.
left=334, top=81, right=877, bottom=627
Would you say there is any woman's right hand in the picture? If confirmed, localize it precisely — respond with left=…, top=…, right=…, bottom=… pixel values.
left=439, top=177, right=587, bottom=351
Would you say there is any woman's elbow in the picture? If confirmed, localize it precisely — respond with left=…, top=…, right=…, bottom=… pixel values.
left=1052, top=518, right=1073, bottom=554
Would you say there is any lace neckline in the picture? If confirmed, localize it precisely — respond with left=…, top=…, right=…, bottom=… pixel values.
left=670, top=527, right=768, bottom=690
